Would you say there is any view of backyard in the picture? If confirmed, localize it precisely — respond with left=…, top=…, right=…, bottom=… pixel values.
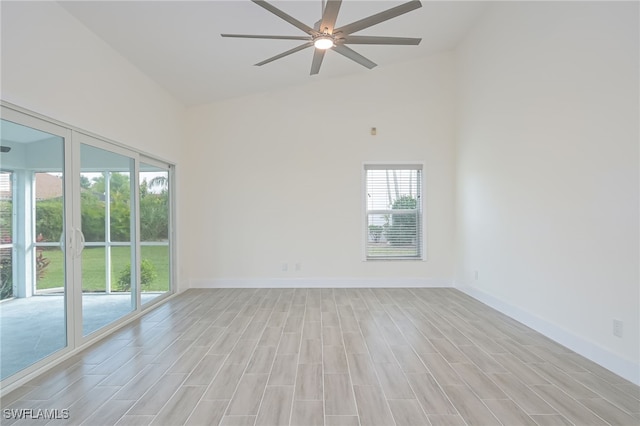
left=0, top=170, right=170, bottom=300
left=0, top=118, right=174, bottom=381
left=36, top=245, right=170, bottom=292
left=366, top=167, right=422, bottom=259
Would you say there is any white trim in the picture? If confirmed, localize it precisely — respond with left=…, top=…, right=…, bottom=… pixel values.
left=0, top=102, right=178, bottom=387
left=362, top=162, right=426, bottom=262
left=457, top=285, right=640, bottom=386
left=191, top=277, right=452, bottom=289
left=133, top=157, right=141, bottom=310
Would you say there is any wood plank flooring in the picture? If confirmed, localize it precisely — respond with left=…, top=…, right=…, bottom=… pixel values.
left=1, top=288, right=638, bottom=425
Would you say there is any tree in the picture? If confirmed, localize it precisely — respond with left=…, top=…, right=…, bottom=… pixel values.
left=109, top=193, right=131, bottom=241
left=34, top=172, right=169, bottom=246
left=140, top=178, right=169, bottom=241
left=385, top=195, right=417, bottom=246
left=80, top=191, right=106, bottom=242
left=88, top=173, right=132, bottom=241
left=91, top=172, right=131, bottom=199
left=80, top=175, right=92, bottom=189
left=35, top=198, right=64, bottom=242
left=140, top=193, right=169, bottom=241
left=148, top=175, right=168, bottom=192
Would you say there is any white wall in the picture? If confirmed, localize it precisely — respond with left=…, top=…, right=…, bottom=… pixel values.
left=1, top=2, right=185, bottom=159
left=1, top=1, right=188, bottom=290
left=4, top=0, right=637, bottom=384
left=185, top=53, right=456, bottom=287
left=455, top=2, right=639, bottom=382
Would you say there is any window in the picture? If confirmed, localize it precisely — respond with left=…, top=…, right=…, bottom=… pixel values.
left=0, top=106, right=176, bottom=385
left=139, top=160, right=171, bottom=305
left=365, top=164, right=423, bottom=260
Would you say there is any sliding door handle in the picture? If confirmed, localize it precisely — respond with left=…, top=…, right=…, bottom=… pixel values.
left=59, top=231, right=70, bottom=252
left=75, top=228, right=85, bottom=258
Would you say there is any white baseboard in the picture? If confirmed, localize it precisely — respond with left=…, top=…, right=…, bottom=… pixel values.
left=457, top=285, right=640, bottom=386
left=191, top=277, right=452, bottom=289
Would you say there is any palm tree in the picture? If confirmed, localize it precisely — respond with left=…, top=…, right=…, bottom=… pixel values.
left=148, top=175, right=168, bottom=192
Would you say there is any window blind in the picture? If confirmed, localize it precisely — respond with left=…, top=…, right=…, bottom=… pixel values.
left=365, top=165, right=422, bottom=260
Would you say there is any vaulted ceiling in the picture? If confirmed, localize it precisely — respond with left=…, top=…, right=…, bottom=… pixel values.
left=59, top=1, right=488, bottom=106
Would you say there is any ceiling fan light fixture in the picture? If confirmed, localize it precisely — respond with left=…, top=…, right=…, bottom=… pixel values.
left=313, top=35, right=334, bottom=50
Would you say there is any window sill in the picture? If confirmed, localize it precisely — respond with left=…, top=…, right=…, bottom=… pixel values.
left=365, top=257, right=424, bottom=261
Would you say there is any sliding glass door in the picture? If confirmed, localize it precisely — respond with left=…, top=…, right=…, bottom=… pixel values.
left=139, top=160, right=171, bottom=305
left=0, top=117, right=71, bottom=381
left=79, top=141, right=137, bottom=336
left=0, top=104, right=174, bottom=386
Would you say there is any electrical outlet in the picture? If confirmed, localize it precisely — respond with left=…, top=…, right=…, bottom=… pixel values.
left=613, top=319, right=623, bottom=338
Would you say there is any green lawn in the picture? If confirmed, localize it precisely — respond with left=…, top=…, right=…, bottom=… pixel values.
left=367, top=243, right=419, bottom=257
left=37, top=245, right=170, bottom=292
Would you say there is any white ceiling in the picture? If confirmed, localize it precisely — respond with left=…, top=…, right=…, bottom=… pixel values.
left=59, top=1, right=488, bottom=106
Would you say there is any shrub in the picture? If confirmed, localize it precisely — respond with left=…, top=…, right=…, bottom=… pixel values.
left=140, top=191, right=169, bottom=241
left=0, top=253, right=12, bottom=300
left=80, top=192, right=106, bottom=242
left=385, top=195, right=417, bottom=246
left=368, top=225, right=383, bottom=242
left=116, top=259, right=157, bottom=292
left=35, top=198, right=64, bottom=242
left=0, top=200, right=12, bottom=239
left=35, top=234, right=51, bottom=280
left=109, top=196, right=131, bottom=242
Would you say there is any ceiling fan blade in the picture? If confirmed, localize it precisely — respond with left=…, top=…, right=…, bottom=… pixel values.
left=343, top=35, right=421, bottom=45
left=310, top=49, right=326, bottom=75
left=255, top=42, right=314, bottom=66
left=222, top=34, right=310, bottom=41
left=334, top=0, right=422, bottom=35
left=252, top=0, right=316, bottom=35
left=332, top=44, right=377, bottom=69
left=320, top=0, right=342, bottom=34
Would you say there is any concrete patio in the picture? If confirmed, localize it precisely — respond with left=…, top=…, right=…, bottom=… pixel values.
left=0, top=292, right=162, bottom=380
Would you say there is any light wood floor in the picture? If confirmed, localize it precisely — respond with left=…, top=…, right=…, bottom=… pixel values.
left=2, top=288, right=639, bottom=426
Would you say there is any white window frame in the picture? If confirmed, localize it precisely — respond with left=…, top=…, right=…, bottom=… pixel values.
left=138, top=155, right=174, bottom=308
left=0, top=170, right=16, bottom=298
left=0, top=101, right=177, bottom=392
left=362, top=162, right=425, bottom=261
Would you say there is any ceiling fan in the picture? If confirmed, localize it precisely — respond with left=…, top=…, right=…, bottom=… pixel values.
left=222, top=0, right=422, bottom=75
